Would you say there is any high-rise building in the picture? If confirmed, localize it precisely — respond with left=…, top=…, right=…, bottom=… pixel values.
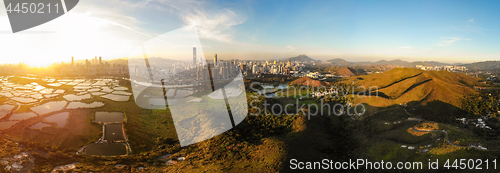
left=99, top=57, right=102, bottom=65
left=193, top=47, right=197, bottom=64
left=71, top=57, right=74, bottom=66
left=252, top=64, right=258, bottom=74
left=214, top=54, right=218, bottom=64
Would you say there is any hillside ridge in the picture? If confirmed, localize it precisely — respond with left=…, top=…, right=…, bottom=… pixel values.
left=340, top=68, right=478, bottom=108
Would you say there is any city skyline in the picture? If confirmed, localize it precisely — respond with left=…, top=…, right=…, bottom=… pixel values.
left=1, top=0, right=500, bottom=67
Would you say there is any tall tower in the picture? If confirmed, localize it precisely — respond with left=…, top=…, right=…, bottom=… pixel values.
left=71, top=57, right=74, bottom=66
left=193, top=47, right=197, bottom=64
left=214, top=54, right=218, bottom=64
left=99, top=57, right=102, bottom=65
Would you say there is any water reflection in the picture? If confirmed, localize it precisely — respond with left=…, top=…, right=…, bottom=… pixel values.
left=95, top=112, right=125, bottom=124
left=63, top=94, right=91, bottom=101
left=30, top=122, right=50, bottom=129
left=101, top=94, right=130, bottom=102
left=11, top=97, right=37, bottom=104
left=31, top=101, right=67, bottom=115
left=10, top=112, right=37, bottom=121
left=113, top=87, right=128, bottom=91
left=66, top=102, right=105, bottom=109
left=90, top=92, right=106, bottom=96
left=0, top=121, right=18, bottom=130
left=45, top=112, right=69, bottom=128
left=0, top=105, right=15, bottom=111
left=0, top=110, right=10, bottom=119
left=111, top=91, right=133, bottom=96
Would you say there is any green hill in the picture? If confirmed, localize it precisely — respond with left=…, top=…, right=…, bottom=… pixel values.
left=327, top=58, right=350, bottom=66
left=411, top=61, right=449, bottom=67
left=340, top=68, right=479, bottom=109
left=336, top=67, right=357, bottom=77
left=373, top=59, right=412, bottom=66
left=285, top=54, right=315, bottom=62
left=463, top=61, right=500, bottom=70
left=290, top=77, right=330, bottom=86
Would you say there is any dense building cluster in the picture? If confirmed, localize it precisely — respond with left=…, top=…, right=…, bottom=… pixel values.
left=415, top=65, right=467, bottom=72
left=130, top=54, right=241, bottom=85
left=57, top=57, right=129, bottom=76
left=236, top=60, right=305, bottom=78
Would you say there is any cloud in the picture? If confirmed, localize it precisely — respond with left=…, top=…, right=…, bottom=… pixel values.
left=398, top=46, right=413, bottom=50
left=106, top=0, right=246, bottom=43
left=437, top=37, right=470, bottom=47
left=285, top=45, right=296, bottom=51
left=451, top=18, right=487, bottom=33
left=183, top=9, right=245, bottom=43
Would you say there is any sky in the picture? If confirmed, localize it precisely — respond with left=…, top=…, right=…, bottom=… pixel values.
left=0, top=0, right=499, bottom=67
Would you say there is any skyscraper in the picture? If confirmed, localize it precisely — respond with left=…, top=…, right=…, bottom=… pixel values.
left=214, top=54, right=218, bottom=64
left=193, top=47, right=197, bottom=64
left=71, top=57, right=74, bottom=66
left=99, top=57, right=102, bottom=65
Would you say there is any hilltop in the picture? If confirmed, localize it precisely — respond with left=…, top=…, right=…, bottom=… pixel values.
left=336, top=67, right=357, bottom=77
left=327, top=58, right=351, bottom=66
left=371, top=59, right=411, bottom=66
left=285, top=54, right=315, bottom=62
left=290, top=77, right=330, bottom=87
left=339, top=68, right=479, bottom=117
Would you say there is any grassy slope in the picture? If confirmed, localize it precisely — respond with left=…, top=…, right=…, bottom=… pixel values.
left=340, top=68, right=478, bottom=108
left=336, top=67, right=356, bottom=76
left=289, top=77, right=329, bottom=87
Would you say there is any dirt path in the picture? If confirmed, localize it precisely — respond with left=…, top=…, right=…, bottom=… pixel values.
left=0, top=132, right=20, bottom=142
left=410, top=127, right=482, bottom=149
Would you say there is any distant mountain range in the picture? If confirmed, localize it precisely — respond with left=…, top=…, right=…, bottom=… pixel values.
left=284, top=55, right=451, bottom=67
left=282, top=54, right=500, bottom=71
left=328, top=59, right=450, bottom=67
left=327, top=58, right=350, bottom=66
left=284, top=54, right=315, bottom=62
left=462, top=61, right=500, bottom=70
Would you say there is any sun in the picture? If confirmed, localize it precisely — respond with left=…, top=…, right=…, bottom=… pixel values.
left=24, top=59, right=57, bottom=68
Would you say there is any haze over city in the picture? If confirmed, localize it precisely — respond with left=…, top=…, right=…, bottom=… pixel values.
left=1, top=0, right=500, bottom=67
